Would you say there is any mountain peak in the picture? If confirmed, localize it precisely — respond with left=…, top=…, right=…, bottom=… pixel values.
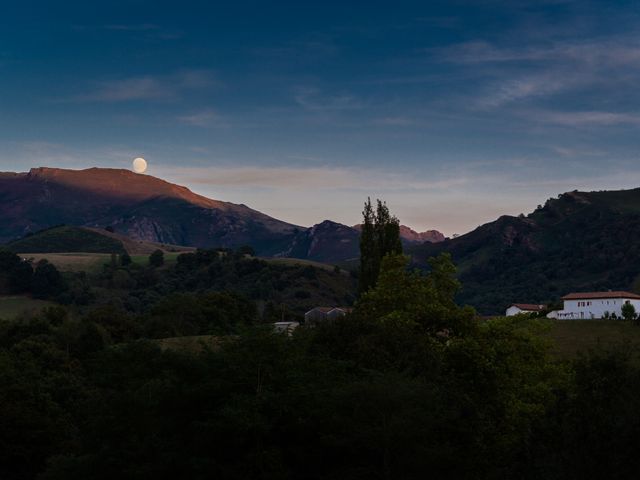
left=25, top=166, right=222, bottom=209
left=0, top=166, right=300, bottom=250
left=352, top=223, right=444, bottom=244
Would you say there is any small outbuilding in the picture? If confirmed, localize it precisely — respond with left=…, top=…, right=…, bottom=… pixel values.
left=274, top=321, right=299, bottom=335
left=505, top=303, right=546, bottom=316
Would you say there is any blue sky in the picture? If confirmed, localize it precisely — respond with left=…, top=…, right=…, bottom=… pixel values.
left=2, top=1, right=640, bottom=234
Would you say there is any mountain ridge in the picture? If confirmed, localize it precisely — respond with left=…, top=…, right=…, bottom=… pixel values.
left=0, top=166, right=443, bottom=261
left=0, top=167, right=300, bottom=254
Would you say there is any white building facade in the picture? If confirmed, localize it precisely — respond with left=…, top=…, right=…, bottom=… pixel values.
left=553, top=291, right=640, bottom=319
left=506, top=304, right=545, bottom=316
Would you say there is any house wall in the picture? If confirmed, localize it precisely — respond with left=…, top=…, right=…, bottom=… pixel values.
left=506, top=306, right=524, bottom=316
left=326, top=309, right=347, bottom=320
left=561, top=298, right=640, bottom=319
left=304, top=309, right=327, bottom=325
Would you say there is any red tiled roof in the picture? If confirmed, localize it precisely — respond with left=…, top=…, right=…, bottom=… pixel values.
left=562, top=291, right=640, bottom=300
left=308, top=307, right=333, bottom=313
left=306, top=306, right=354, bottom=314
left=510, top=303, right=545, bottom=311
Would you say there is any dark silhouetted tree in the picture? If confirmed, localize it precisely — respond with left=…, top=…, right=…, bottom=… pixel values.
left=31, top=260, right=65, bottom=298
left=120, top=252, right=132, bottom=266
left=149, top=249, right=164, bottom=267
left=622, top=302, right=636, bottom=322
left=359, top=198, right=402, bottom=294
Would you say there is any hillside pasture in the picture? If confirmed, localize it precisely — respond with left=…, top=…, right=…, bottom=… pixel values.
left=19, top=251, right=184, bottom=272
left=8, top=226, right=126, bottom=254
left=0, top=296, right=54, bottom=319
left=20, top=252, right=111, bottom=272
left=265, top=257, right=349, bottom=274
left=154, top=335, right=223, bottom=352
left=547, top=319, right=640, bottom=358
left=84, top=227, right=195, bottom=255
left=130, top=252, right=183, bottom=266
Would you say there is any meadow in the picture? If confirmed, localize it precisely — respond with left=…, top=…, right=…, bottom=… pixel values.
left=20, top=251, right=183, bottom=272
left=547, top=319, right=640, bottom=358
left=0, top=296, right=53, bottom=319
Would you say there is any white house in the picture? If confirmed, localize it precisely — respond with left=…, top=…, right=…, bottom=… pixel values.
left=505, top=303, right=546, bottom=316
left=551, top=291, right=640, bottom=319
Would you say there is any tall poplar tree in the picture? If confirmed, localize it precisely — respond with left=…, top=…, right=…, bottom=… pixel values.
left=358, top=198, right=402, bottom=294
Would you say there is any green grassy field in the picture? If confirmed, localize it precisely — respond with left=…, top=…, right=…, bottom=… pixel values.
left=546, top=319, right=640, bottom=358
left=21, top=252, right=112, bottom=272
left=264, top=257, right=350, bottom=274
left=19, top=252, right=183, bottom=272
left=0, top=296, right=54, bottom=319
left=130, top=252, right=182, bottom=266
left=154, top=335, right=223, bottom=352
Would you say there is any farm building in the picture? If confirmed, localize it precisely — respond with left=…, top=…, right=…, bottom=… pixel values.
left=549, top=291, right=640, bottom=319
left=505, top=303, right=546, bottom=316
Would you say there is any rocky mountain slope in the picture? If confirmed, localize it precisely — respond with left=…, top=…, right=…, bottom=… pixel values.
left=0, top=167, right=444, bottom=262
left=0, top=167, right=299, bottom=255
left=398, top=225, right=445, bottom=244
left=276, top=220, right=361, bottom=262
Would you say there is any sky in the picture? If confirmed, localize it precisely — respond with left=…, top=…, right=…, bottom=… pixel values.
left=2, top=0, right=640, bottom=235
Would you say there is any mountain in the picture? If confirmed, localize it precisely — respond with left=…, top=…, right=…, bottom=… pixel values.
left=278, top=221, right=446, bottom=264
left=408, top=188, right=640, bottom=314
left=0, top=167, right=445, bottom=262
left=276, top=220, right=360, bottom=263
left=0, top=167, right=300, bottom=255
left=352, top=224, right=445, bottom=246
left=398, top=225, right=445, bottom=244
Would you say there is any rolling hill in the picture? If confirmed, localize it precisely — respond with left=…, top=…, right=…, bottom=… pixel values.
left=5, top=225, right=196, bottom=256
left=409, top=188, right=640, bottom=314
left=7, top=226, right=127, bottom=254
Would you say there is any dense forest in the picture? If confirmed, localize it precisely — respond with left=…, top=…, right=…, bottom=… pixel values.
left=0, top=246, right=357, bottom=328
left=2, top=248, right=640, bottom=479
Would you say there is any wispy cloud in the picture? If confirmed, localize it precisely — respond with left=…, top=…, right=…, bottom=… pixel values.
left=551, top=146, right=607, bottom=157
left=75, top=76, right=171, bottom=102
left=156, top=164, right=481, bottom=193
left=432, top=36, right=640, bottom=109
left=178, top=109, right=220, bottom=127
left=293, top=87, right=364, bottom=111
left=74, top=23, right=183, bottom=40
left=67, top=70, right=216, bottom=103
left=478, top=74, right=572, bottom=107
left=103, top=24, right=160, bottom=31
left=533, top=110, right=640, bottom=127
left=437, top=38, right=640, bottom=67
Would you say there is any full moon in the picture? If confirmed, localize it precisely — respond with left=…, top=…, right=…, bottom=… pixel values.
left=132, top=157, right=147, bottom=174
